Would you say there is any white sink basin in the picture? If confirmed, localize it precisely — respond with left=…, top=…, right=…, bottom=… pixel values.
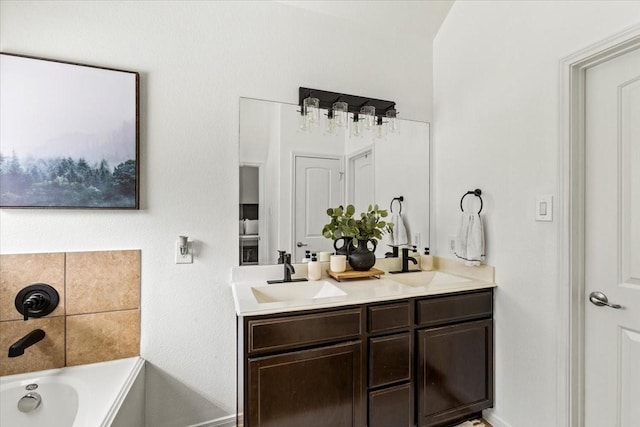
left=251, top=281, right=347, bottom=303
left=388, top=271, right=472, bottom=287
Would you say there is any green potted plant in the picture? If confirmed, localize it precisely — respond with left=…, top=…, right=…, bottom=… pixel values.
left=322, top=204, right=393, bottom=271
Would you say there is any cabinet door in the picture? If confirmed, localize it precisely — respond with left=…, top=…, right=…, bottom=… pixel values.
left=417, top=319, right=493, bottom=427
left=248, top=341, right=363, bottom=427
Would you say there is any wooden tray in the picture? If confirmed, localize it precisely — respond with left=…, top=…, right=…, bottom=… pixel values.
left=327, top=268, right=385, bottom=282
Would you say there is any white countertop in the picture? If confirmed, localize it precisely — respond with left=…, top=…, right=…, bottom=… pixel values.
left=232, top=268, right=495, bottom=316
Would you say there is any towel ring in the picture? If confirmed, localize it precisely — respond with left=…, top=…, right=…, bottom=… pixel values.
left=460, top=189, right=483, bottom=214
left=390, top=196, right=404, bottom=214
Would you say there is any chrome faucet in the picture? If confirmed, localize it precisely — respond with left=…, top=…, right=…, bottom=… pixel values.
left=268, top=252, right=308, bottom=284
left=8, top=329, right=45, bottom=357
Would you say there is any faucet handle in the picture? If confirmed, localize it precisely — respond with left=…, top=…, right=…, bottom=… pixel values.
left=22, top=294, right=45, bottom=321
left=15, top=284, right=59, bottom=321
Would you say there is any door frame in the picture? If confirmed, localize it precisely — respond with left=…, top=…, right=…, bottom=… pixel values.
left=558, top=24, right=640, bottom=427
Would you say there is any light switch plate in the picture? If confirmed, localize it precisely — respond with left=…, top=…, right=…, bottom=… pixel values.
left=175, top=241, right=193, bottom=264
left=535, top=195, right=553, bottom=221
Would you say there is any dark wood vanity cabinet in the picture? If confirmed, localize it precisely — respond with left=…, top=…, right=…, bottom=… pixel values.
left=239, top=289, right=493, bottom=427
left=416, top=291, right=494, bottom=427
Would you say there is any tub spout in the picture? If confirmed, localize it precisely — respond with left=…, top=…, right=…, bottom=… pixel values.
left=8, top=329, right=45, bottom=357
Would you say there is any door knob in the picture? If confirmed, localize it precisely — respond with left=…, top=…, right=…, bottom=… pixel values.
left=296, top=242, right=308, bottom=247
left=589, top=291, right=622, bottom=309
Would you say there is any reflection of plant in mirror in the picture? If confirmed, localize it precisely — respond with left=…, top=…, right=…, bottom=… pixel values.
left=322, top=204, right=393, bottom=243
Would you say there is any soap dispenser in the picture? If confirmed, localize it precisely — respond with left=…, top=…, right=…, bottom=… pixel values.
left=308, top=253, right=321, bottom=281
left=302, top=250, right=311, bottom=263
left=421, top=247, right=434, bottom=271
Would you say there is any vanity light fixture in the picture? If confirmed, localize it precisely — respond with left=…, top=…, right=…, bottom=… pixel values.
left=298, top=87, right=397, bottom=137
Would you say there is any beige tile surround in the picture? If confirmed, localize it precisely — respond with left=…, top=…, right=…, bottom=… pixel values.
left=0, top=250, right=140, bottom=376
left=0, top=252, right=65, bottom=321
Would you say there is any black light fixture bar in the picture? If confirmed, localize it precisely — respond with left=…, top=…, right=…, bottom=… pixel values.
left=299, top=87, right=396, bottom=117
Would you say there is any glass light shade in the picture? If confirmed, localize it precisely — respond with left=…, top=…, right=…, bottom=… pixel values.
left=299, top=112, right=310, bottom=132
left=351, top=114, right=363, bottom=137
left=332, top=101, right=348, bottom=127
left=360, top=105, right=375, bottom=130
left=303, top=96, right=320, bottom=125
left=375, top=117, right=386, bottom=139
left=386, top=109, right=398, bottom=133
left=325, top=112, right=337, bottom=134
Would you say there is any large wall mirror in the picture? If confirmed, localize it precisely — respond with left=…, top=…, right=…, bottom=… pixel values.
left=239, top=97, right=430, bottom=265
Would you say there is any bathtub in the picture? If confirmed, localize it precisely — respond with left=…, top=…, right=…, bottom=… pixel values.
left=0, top=357, right=145, bottom=427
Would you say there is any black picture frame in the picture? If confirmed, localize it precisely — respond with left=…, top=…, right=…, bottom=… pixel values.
left=0, top=53, right=140, bottom=209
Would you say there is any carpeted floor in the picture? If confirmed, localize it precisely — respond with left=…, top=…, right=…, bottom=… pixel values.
left=454, top=419, right=492, bottom=427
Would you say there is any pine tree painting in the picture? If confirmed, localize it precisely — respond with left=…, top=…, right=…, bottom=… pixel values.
left=0, top=54, right=138, bottom=208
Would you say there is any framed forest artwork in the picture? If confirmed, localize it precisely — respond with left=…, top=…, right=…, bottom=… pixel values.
left=0, top=53, right=139, bottom=209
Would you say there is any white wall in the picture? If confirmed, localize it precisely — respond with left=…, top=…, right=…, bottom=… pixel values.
left=433, top=2, right=640, bottom=427
left=0, top=1, right=433, bottom=425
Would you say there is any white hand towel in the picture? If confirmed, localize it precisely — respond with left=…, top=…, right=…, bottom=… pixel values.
left=454, top=213, right=485, bottom=266
left=390, top=212, right=409, bottom=246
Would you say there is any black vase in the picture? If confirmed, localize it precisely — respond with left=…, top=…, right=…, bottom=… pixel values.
left=333, top=237, right=355, bottom=258
left=348, top=239, right=377, bottom=271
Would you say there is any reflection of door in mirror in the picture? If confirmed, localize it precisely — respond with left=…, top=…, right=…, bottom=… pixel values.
left=348, top=147, right=374, bottom=214
left=293, top=155, right=344, bottom=262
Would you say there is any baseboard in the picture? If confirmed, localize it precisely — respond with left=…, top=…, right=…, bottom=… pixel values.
left=183, top=414, right=236, bottom=427
left=483, top=410, right=511, bottom=427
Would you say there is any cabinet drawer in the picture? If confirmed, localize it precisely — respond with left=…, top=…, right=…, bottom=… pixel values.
left=368, top=301, right=411, bottom=333
left=369, top=332, right=411, bottom=388
left=416, top=290, right=492, bottom=327
left=369, top=383, right=412, bottom=427
left=247, top=308, right=362, bottom=354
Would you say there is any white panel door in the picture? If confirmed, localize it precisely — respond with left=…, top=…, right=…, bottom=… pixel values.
left=293, top=155, right=343, bottom=261
left=584, top=47, right=640, bottom=427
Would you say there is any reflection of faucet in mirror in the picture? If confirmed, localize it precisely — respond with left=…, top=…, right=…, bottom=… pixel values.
left=239, top=97, right=431, bottom=266
left=385, top=245, right=399, bottom=258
